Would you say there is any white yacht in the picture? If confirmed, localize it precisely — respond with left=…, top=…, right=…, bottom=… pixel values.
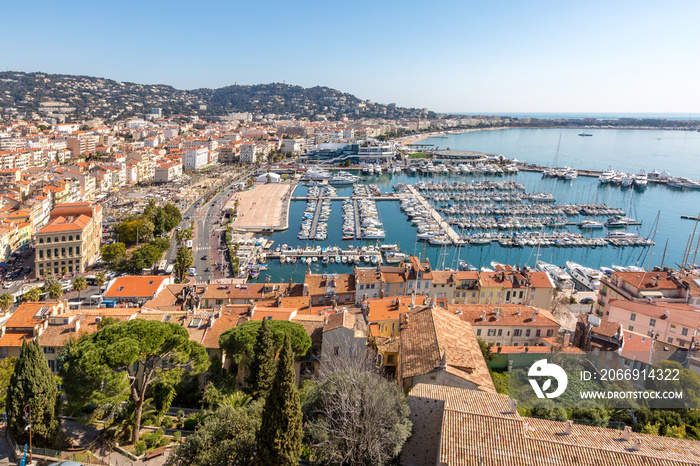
left=633, top=170, right=648, bottom=188
left=598, top=168, right=615, bottom=184
left=566, top=261, right=602, bottom=291
left=536, top=260, right=574, bottom=288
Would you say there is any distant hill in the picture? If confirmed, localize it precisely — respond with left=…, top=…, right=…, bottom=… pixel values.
left=0, top=71, right=420, bottom=120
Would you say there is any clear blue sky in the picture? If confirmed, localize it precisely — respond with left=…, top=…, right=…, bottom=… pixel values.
left=2, top=0, right=698, bottom=113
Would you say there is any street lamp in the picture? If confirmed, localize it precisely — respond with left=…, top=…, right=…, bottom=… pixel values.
left=23, top=404, right=32, bottom=465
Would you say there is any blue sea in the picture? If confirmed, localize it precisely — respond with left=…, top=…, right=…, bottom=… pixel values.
left=254, top=128, right=700, bottom=282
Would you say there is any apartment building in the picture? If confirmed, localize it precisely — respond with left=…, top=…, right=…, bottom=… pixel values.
left=183, top=146, right=209, bottom=170
left=239, top=143, right=258, bottom=164
left=154, top=161, right=183, bottom=183
left=34, top=202, right=103, bottom=278
left=603, top=299, right=699, bottom=348
left=448, top=303, right=560, bottom=347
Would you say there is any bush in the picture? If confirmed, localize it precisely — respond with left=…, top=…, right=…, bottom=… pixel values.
left=183, top=417, right=199, bottom=431
left=160, top=416, right=174, bottom=429
left=135, top=441, right=146, bottom=456
left=173, top=430, right=182, bottom=442
left=143, top=429, right=164, bottom=449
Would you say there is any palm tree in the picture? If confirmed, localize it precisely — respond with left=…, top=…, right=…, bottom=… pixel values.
left=104, top=399, right=158, bottom=443
left=220, top=391, right=252, bottom=409
left=95, top=272, right=107, bottom=290
left=61, top=267, right=68, bottom=278
left=73, top=276, right=87, bottom=301
left=0, top=293, right=13, bottom=313
left=22, top=287, right=41, bottom=302
left=48, top=283, right=63, bottom=300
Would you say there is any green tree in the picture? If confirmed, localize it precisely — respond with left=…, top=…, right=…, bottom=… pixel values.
left=165, top=403, right=262, bottom=466
left=101, top=242, right=126, bottom=263
left=0, top=357, right=17, bottom=412
left=173, top=246, right=194, bottom=282
left=219, top=320, right=311, bottom=368
left=73, top=276, right=87, bottom=300
left=256, top=334, right=302, bottom=465
left=6, top=340, right=60, bottom=446
left=59, top=319, right=209, bottom=444
left=478, top=337, right=495, bottom=362
left=0, top=293, right=13, bottom=313
left=47, top=283, right=63, bottom=299
left=22, top=287, right=41, bottom=302
left=245, top=318, right=277, bottom=399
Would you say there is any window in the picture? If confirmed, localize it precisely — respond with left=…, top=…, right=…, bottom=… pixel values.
left=647, top=330, right=653, bottom=337
left=536, top=329, right=541, bottom=337
left=667, top=337, right=674, bottom=344
left=387, top=354, right=396, bottom=364
left=39, top=238, right=44, bottom=244
left=506, top=291, right=511, bottom=300
left=54, top=248, right=58, bottom=257
left=480, top=292, right=485, bottom=297
left=628, top=325, right=634, bottom=331
left=399, top=283, right=403, bottom=288
left=649, top=318, right=656, bottom=327
left=630, top=313, right=636, bottom=321
left=487, top=329, right=495, bottom=337
left=682, top=327, right=689, bottom=337
left=488, top=291, right=493, bottom=298
left=43, top=347, right=55, bottom=354
left=69, top=235, right=73, bottom=241
left=54, top=237, right=58, bottom=242
left=345, top=294, right=350, bottom=301
left=75, top=246, right=80, bottom=254
left=68, top=247, right=73, bottom=255
left=318, top=297, right=323, bottom=303
left=76, top=234, right=80, bottom=240
left=476, top=329, right=481, bottom=336
left=417, top=282, right=421, bottom=289
left=472, top=292, right=476, bottom=297
left=47, top=237, right=51, bottom=243
left=359, top=284, right=364, bottom=290
left=496, top=291, right=500, bottom=297
left=61, top=248, right=65, bottom=256
left=386, top=284, right=390, bottom=292
left=514, top=329, right=521, bottom=336
left=39, top=250, right=43, bottom=259
left=519, top=291, right=523, bottom=298
left=48, top=360, right=56, bottom=372
left=61, top=236, right=65, bottom=242
left=546, top=329, right=553, bottom=337
left=525, top=329, right=531, bottom=337
left=47, top=250, right=51, bottom=258
left=497, top=329, right=503, bottom=336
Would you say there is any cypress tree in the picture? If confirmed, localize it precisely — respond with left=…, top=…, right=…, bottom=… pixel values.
left=256, top=334, right=302, bottom=465
left=6, top=339, right=60, bottom=446
left=245, top=317, right=276, bottom=399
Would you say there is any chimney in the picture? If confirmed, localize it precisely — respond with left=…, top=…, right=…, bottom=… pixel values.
left=632, top=437, right=644, bottom=451
left=563, top=332, right=571, bottom=347
left=622, top=426, right=632, bottom=441
left=481, top=310, right=487, bottom=321
left=564, top=420, right=573, bottom=435
left=74, top=319, right=80, bottom=333
left=509, top=399, right=518, bottom=414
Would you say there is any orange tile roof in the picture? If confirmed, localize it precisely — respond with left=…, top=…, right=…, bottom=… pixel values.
left=449, top=303, right=560, bottom=328
left=104, top=276, right=169, bottom=299
left=366, top=295, right=426, bottom=323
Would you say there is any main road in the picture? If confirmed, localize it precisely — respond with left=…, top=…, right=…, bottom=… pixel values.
left=165, top=169, right=255, bottom=282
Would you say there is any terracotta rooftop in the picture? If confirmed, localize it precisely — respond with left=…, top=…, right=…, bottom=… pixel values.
left=406, top=384, right=700, bottom=466
left=448, top=303, right=560, bottom=328
left=400, top=305, right=495, bottom=392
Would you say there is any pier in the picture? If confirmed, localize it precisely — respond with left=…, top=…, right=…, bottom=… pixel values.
left=308, top=200, right=324, bottom=238
left=404, top=184, right=462, bottom=245
left=353, top=199, right=362, bottom=239
left=292, top=196, right=401, bottom=201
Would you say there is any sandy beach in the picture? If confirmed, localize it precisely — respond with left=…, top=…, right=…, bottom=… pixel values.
left=396, top=126, right=508, bottom=147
